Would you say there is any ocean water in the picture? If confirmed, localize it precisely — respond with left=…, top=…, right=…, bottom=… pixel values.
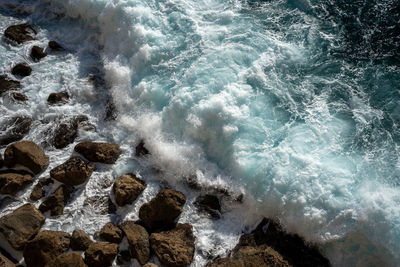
left=0, top=0, right=399, bottom=266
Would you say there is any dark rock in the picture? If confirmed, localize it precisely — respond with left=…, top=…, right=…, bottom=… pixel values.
left=139, top=189, right=186, bottom=230
left=0, top=203, right=46, bottom=250
left=50, top=157, right=94, bottom=185
left=11, top=63, right=31, bottom=77
left=30, top=46, right=46, bottom=61
left=74, top=141, right=121, bottom=164
left=23, top=230, right=70, bottom=267
left=119, top=221, right=150, bottom=265
left=194, top=194, right=221, bottom=219
left=71, top=229, right=92, bottom=251
left=113, top=173, right=146, bottom=206
left=135, top=140, right=149, bottom=156
left=0, top=171, right=34, bottom=195
left=45, top=252, right=87, bottom=267
left=83, top=196, right=116, bottom=215
left=52, top=115, right=88, bottom=149
left=29, top=177, right=54, bottom=201
left=0, top=116, right=32, bottom=146
left=116, top=250, right=131, bottom=265
left=0, top=154, right=3, bottom=168
left=47, top=91, right=69, bottom=105
left=99, top=222, right=123, bottom=244
left=150, top=224, right=195, bottom=267
left=84, top=241, right=118, bottom=267
left=10, top=92, right=28, bottom=102
left=104, top=100, right=117, bottom=121
left=4, top=24, right=35, bottom=44
left=48, top=41, right=63, bottom=51
left=0, top=251, right=15, bottom=267
left=0, top=75, right=20, bottom=96
left=39, top=185, right=74, bottom=216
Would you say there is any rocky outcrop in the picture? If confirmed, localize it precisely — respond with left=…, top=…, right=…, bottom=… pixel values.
left=0, top=116, right=31, bottom=146
left=0, top=203, right=45, bottom=250
left=150, top=224, right=195, bottom=267
left=74, top=142, right=121, bottom=164
left=30, top=177, right=54, bottom=201
left=4, top=141, right=49, bottom=174
left=50, top=157, right=94, bottom=185
left=71, top=229, right=93, bottom=251
left=119, top=221, right=150, bottom=265
left=52, top=115, right=89, bottom=149
left=47, top=91, right=69, bottom=105
left=30, top=46, right=46, bottom=61
left=45, top=252, right=87, bottom=267
left=39, top=185, right=74, bottom=216
left=194, top=194, right=221, bottom=219
left=113, top=173, right=146, bottom=206
left=136, top=140, right=150, bottom=156
left=4, top=24, right=35, bottom=44
left=0, top=75, right=20, bottom=96
left=0, top=251, right=16, bottom=267
left=23, top=230, right=70, bottom=267
left=11, top=63, right=31, bottom=77
left=83, top=195, right=116, bottom=215
left=139, top=189, right=186, bottom=230
left=0, top=171, right=34, bottom=195
left=48, top=41, right=63, bottom=51
left=84, top=242, right=118, bottom=267
left=99, top=222, right=123, bottom=243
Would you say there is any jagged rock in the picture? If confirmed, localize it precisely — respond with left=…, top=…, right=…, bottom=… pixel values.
left=0, top=171, right=34, bottom=195
left=47, top=91, right=69, bottom=105
left=84, top=242, right=118, bottom=267
left=0, top=75, right=20, bottom=96
left=135, top=140, right=149, bottom=156
left=4, top=141, right=49, bottom=174
left=143, top=263, right=158, bottom=267
left=0, top=251, right=15, bottom=267
left=45, top=252, right=87, bottom=267
left=83, top=196, right=116, bottom=215
left=139, top=189, right=186, bottom=230
left=194, top=194, right=221, bottom=219
left=71, top=229, right=93, bottom=251
left=150, top=224, right=195, bottom=267
left=50, top=157, right=94, bottom=185
left=4, top=24, right=35, bottom=44
left=0, top=116, right=32, bottom=146
left=113, top=173, right=146, bottom=206
left=52, top=115, right=88, bottom=149
left=74, top=142, right=121, bottom=164
left=119, top=221, right=150, bottom=265
left=48, top=41, right=63, bottom=51
left=39, top=185, right=74, bottom=216
left=30, top=177, right=54, bottom=201
left=30, top=46, right=46, bottom=61
left=23, top=230, right=70, bottom=267
left=0, top=203, right=45, bottom=250
left=99, top=222, right=123, bottom=244
left=11, top=63, right=31, bottom=77
left=10, top=92, right=28, bottom=102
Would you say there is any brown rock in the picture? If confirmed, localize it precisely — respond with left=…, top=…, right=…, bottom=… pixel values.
left=150, top=223, right=195, bottom=267
left=4, top=24, right=35, bottom=44
left=10, top=92, right=28, bottom=102
left=0, top=171, right=34, bottom=195
left=50, top=157, right=94, bottom=185
left=139, top=189, right=186, bottom=230
left=23, top=230, right=70, bottom=267
left=11, top=63, right=31, bottom=77
left=47, top=91, right=69, bottom=105
left=45, top=252, right=87, bottom=267
left=0, top=116, right=32, bottom=146
left=99, top=222, right=123, bottom=243
left=48, top=41, right=63, bottom=51
left=0, top=75, right=20, bottom=96
left=52, top=115, right=88, bottom=149
left=119, top=221, right=150, bottom=265
left=4, top=141, right=49, bottom=174
left=143, top=263, right=158, bottom=267
left=74, top=142, right=121, bottom=164
left=194, top=194, right=221, bottom=219
left=39, top=185, right=74, bottom=216
left=71, top=229, right=93, bottom=251
left=0, top=203, right=45, bottom=250
left=84, top=241, right=118, bottom=267
left=0, top=251, right=16, bottom=267
left=30, top=177, right=54, bottom=201
left=135, top=140, right=149, bottom=156
left=30, top=46, right=46, bottom=61
left=113, top=173, right=146, bottom=206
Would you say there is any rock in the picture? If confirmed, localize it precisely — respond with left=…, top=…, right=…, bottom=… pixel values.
left=29, top=177, right=54, bottom=201
left=74, top=142, right=121, bottom=164
left=135, top=140, right=149, bottom=156
left=113, top=173, right=146, bottom=206
left=0, top=171, right=34, bottom=195
left=150, top=224, right=195, bottom=267
left=30, top=46, right=46, bottom=61
left=39, top=185, right=74, bottom=216
left=0, top=251, right=16, bottom=267
left=23, top=230, right=70, bottom=267
left=116, top=250, right=131, bottom=265
left=71, top=229, right=93, bottom=251
left=104, top=99, right=117, bottom=121
left=0, top=154, right=3, bottom=168
left=99, top=222, right=123, bottom=243
left=139, top=189, right=186, bottom=230
left=0, top=203, right=45, bottom=250
left=84, top=242, right=118, bottom=267
left=0, top=116, right=32, bottom=146
left=143, top=263, right=158, bottom=267
left=83, top=196, right=116, bottom=215
left=50, top=157, right=94, bottom=185
left=45, top=252, right=87, bottom=267
left=4, top=141, right=49, bottom=174
left=48, top=41, right=63, bottom=51
left=52, top=115, right=88, bottom=149
left=11, top=63, right=31, bottom=77
left=0, top=75, right=20, bottom=96
left=4, top=24, right=35, bottom=44
left=47, top=91, right=69, bottom=105
left=10, top=92, right=28, bottom=102
left=119, top=221, right=150, bottom=265
left=194, top=194, right=221, bottom=219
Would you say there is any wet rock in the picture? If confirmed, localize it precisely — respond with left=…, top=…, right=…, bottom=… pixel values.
left=119, top=221, right=150, bottom=265
left=194, top=194, right=221, bottom=219
left=23, top=230, right=70, bottom=267
left=135, top=140, right=150, bottom=156
left=48, top=41, right=63, bottom=51
left=4, top=24, right=35, bottom=44
left=29, top=177, right=54, bottom=201
left=39, top=185, right=74, bottom=216
left=104, top=100, right=117, bottom=121
left=139, top=189, right=186, bottom=230
left=50, top=157, right=94, bottom=185
left=0, top=76, right=20, bottom=96
left=11, top=63, right=31, bottom=77
left=10, top=92, right=28, bottom=102
left=30, top=46, right=46, bottom=61
left=83, top=196, right=116, bottom=215
left=52, top=115, right=88, bottom=149
left=0, top=116, right=32, bottom=146
left=0, top=251, right=15, bottom=267
left=0, top=171, right=34, bottom=195
left=150, top=224, right=195, bottom=267
left=143, top=263, right=158, bottom=267
left=113, top=173, right=146, bottom=206
left=71, top=229, right=93, bottom=251
left=45, top=252, right=87, bottom=267
left=84, top=241, right=118, bottom=267
left=4, top=140, right=49, bottom=174
left=0, top=203, right=45, bottom=250
left=74, top=141, right=121, bottom=164
left=99, top=222, right=123, bottom=244
left=47, top=91, right=69, bottom=105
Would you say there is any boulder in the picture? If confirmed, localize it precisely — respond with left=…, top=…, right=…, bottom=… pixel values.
left=50, top=157, right=94, bottom=185
left=4, top=141, right=49, bottom=175
left=23, top=230, right=70, bottom=267
left=83, top=196, right=116, bottom=215
left=71, top=229, right=92, bottom=251
left=0, top=203, right=45, bottom=250
left=52, top=115, right=88, bottom=149
left=0, top=75, right=20, bottom=96
left=30, top=177, right=54, bottom=201
left=119, top=221, right=150, bottom=265
left=139, top=189, right=186, bottom=230
left=99, top=222, right=123, bottom=243
left=194, top=194, right=221, bottom=219
left=150, top=224, right=195, bottom=267
left=30, top=46, right=46, bottom=61
left=0, top=116, right=32, bottom=146
left=10, top=92, right=28, bottom=102
left=47, top=91, right=69, bottom=105
left=11, top=63, right=31, bottom=77
left=74, top=142, right=121, bottom=164
left=0, top=251, right=15, bottom=267
left=45, top=252, right=87, bottom=267
left=4, top=24, right=35, bottom=44
left=113, top=173, right=146, bottom=206
left=48, top=41, right=63, bottom=51
left=0, top=171, right=34, bottom=195
left=135, top=140, right=149, bottom=156
left=84, top=242, right=118, bottom=267
left=39, top=185, right=74, bottom=216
